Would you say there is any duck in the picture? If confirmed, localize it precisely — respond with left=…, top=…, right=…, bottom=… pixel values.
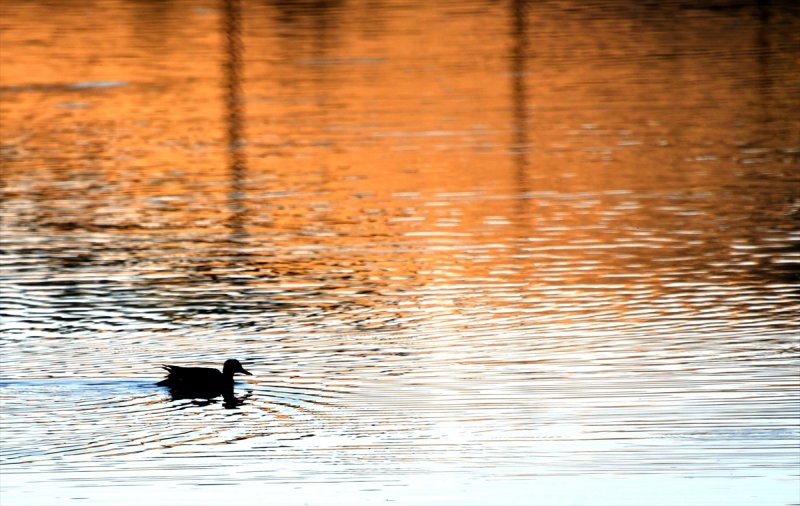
left=157, top=359, right=252, bottom=400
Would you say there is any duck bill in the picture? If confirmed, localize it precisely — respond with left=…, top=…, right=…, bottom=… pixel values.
left=239, top=367, right=253, bottom=376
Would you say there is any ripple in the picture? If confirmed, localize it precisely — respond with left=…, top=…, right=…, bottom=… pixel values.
left=2, top=0, right=799, bottom=503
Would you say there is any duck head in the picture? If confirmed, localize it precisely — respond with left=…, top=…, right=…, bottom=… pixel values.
left=223, top=359, right=252, bottom=377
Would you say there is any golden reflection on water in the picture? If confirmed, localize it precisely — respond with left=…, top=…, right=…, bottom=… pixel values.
left=2, top=0, right=797, bottom=241
left=1, top=0, right=798, bottom=364
left=1, top=1, right=799, bottom=505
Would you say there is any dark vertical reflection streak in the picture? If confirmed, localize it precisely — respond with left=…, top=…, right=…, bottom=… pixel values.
left=510, top=0, right=531, bottom=222
left=755, top=0, right=773, bottom=132
left=223, top=0, right=248, bottom=239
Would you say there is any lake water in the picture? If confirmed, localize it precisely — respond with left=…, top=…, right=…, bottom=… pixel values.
left=1, top=0, right=799, bottom=505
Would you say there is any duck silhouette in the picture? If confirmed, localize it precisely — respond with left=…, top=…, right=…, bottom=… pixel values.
left=157, top=359, right=252, bottom=402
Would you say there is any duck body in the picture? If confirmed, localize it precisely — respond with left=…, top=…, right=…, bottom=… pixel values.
left=157, top=359, right=251, bottom=400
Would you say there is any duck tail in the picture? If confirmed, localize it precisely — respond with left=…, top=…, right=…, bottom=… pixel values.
left=156, top=365, right=176, bottom=386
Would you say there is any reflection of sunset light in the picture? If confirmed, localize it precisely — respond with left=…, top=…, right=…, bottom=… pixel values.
left=1, top=0, right=798, bottom=505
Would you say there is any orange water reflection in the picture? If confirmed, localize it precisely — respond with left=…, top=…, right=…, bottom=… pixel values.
left=1, top=0, right=799, bottom=322
left=1, top=2, right=799, bottom=504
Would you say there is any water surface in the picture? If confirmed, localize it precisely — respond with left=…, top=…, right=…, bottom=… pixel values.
left=1, top=0, right=799, bottom=505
